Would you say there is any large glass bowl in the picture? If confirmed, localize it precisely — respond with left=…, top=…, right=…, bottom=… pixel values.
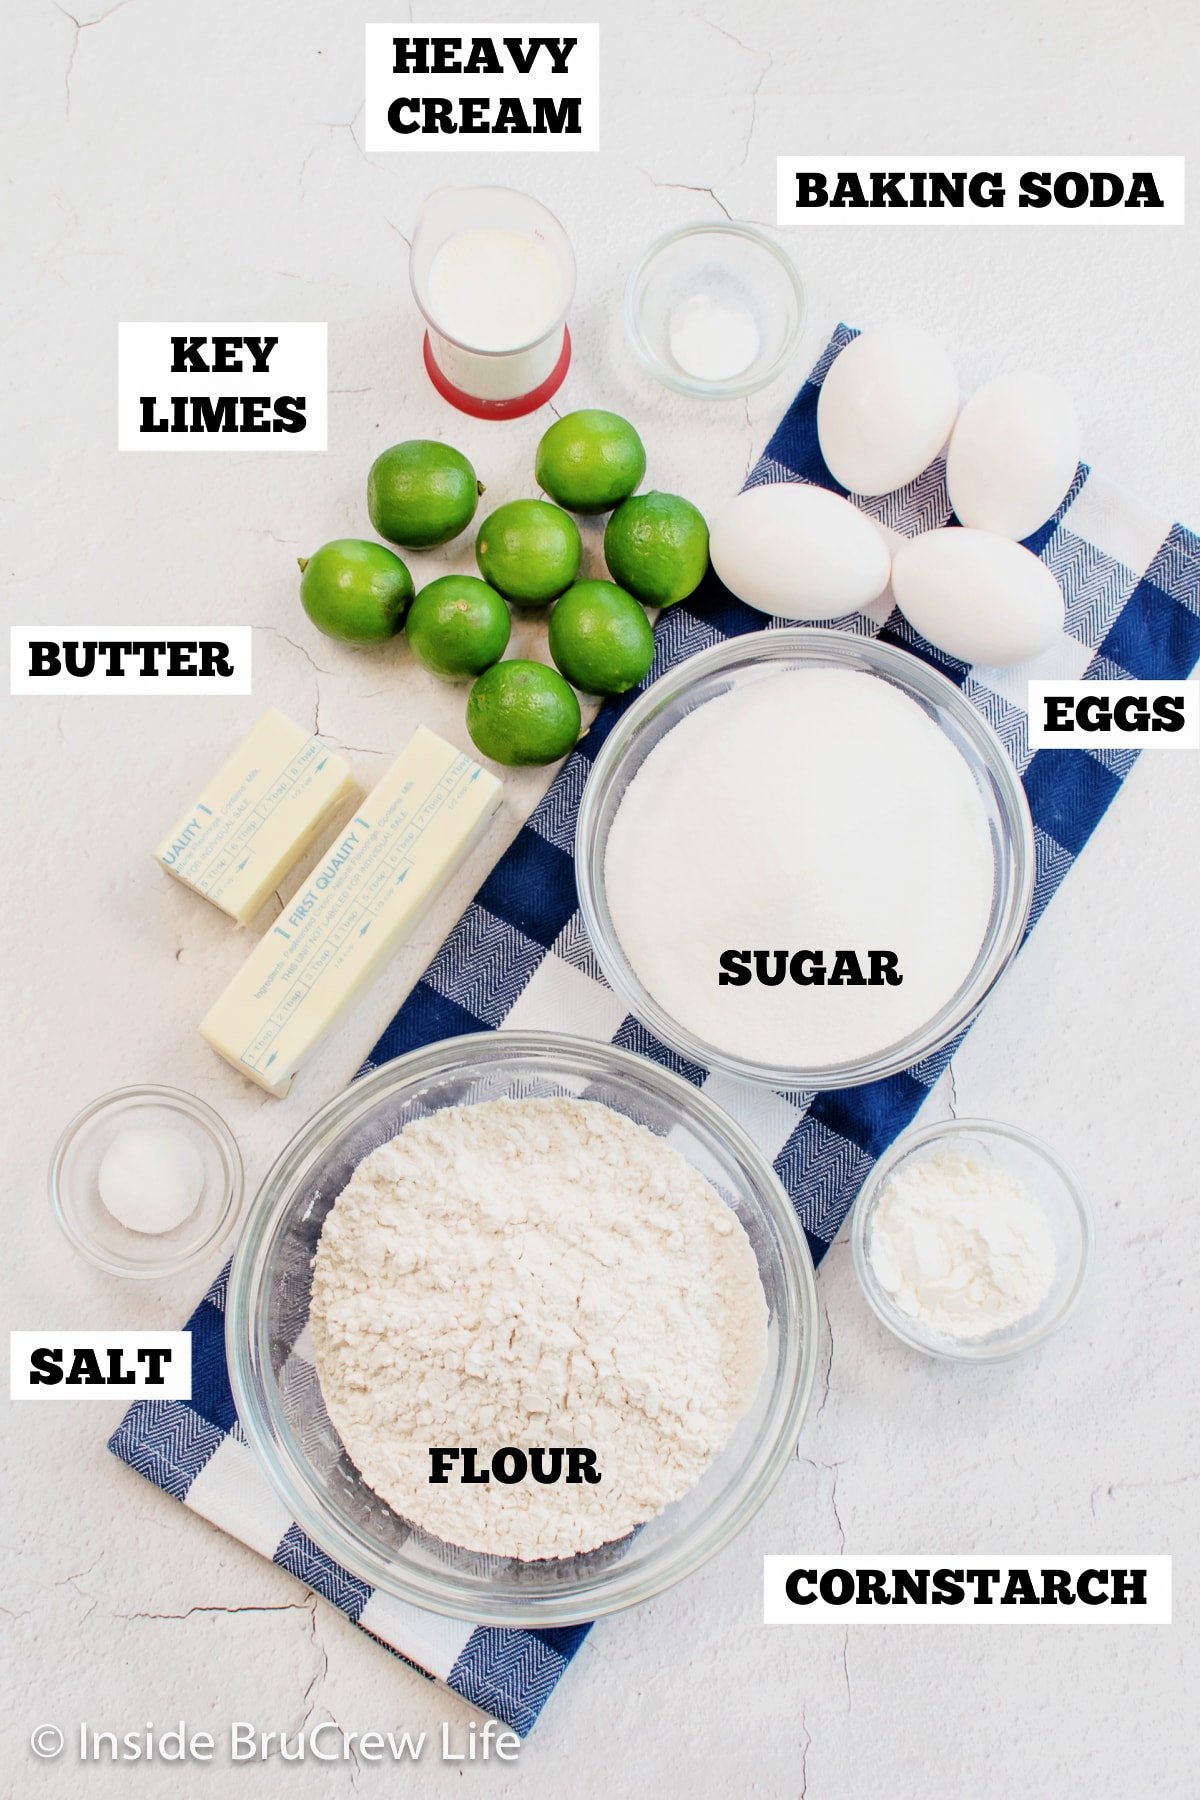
left=226, top=1031, right=818, bottom=1628
left=576, top=629, right=1035, bottom=1091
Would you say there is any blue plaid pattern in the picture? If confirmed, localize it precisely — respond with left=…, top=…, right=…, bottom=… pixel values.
left=366, top=324, right=1200, bottom=1265
left=110, top=326, right=1199, bottom=1736
left=108, top=1269, right=583, bottom=1738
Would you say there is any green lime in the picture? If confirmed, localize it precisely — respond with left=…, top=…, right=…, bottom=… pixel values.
left=548, top=580, right=655, bottom=696
left=406, top=576, right=511, bottom=681
left=475, top=499, right=581, bottom=605
left=535, top=409, right=647, bottom=514
left=298, top=539, right=413, bottom=645
left=466, top=660, right=582, bottom=766
left=367, top=440, right=482, bottom=548
left=603, top=491, right=710, bottom=607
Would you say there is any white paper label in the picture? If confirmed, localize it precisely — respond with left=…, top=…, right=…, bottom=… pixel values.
left=1027, top=680, right=1199, bottom=749
left=364, top=24, right=599, bottom=152
left=10, top=626, right=253, bottom=695
left=764, top=1556, right=1172, bottom=1624
left=117, top=322, right=327, bottom=451
left=776, top=156, right=1185, bottom=226
left=11, top=1331, right=192, bottom=1401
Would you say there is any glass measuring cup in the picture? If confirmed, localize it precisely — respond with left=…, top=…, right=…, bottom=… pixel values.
left=409, top=185, right=576, bottom=418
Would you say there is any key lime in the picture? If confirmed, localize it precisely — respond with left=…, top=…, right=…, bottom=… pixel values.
left=406, top=576, right=511, bottom=681
left=298, top=539, right=413, bottom=645
left=603, top=491, right=710, bottom=608
left=466, top=660, right=582, bottom=766
left=548, top=580, right=655, bottom=695
left=475, top=499, right=582, bottom=605
left=535, top=409, right=647, bottom=514
left=367, top=440, right=483, bottom=548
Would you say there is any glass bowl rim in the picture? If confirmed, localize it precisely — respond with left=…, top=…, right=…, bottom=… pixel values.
left=225, top=1028, right=820, bottom=1627
left=849, top=1115, right=1095, bottom=1364
left=48, top=1082, right=244, bottom=1279
left=575, top=627, right=1036, bottom=1091
left=623, top=221, right=806, bottom=398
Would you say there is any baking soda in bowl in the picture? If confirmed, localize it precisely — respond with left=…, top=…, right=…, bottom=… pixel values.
left=603, top=669, right=996, bottom=1070
left=669, top=292, right=760, bottom=382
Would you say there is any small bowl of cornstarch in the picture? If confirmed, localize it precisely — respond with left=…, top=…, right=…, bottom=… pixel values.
left=851, top=1118, right=1093, bottom=1362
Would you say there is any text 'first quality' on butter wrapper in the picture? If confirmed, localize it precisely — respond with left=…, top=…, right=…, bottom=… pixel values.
left=155, top=708, right=355, bottom=926
left=200, top=727, right=503, bottom=1096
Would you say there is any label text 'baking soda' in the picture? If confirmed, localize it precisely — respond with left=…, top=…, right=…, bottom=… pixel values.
left=776, top=156, right=1185, bottom=226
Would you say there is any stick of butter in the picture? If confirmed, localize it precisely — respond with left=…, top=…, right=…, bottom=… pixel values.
left=200, top=727, right=503, bottom=1096
left=155, top=709, right=355, bottom=926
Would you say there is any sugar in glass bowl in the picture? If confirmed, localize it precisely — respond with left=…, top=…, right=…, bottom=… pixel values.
left=576, top=629, right=1035, bottom=1092
left=226, top=1031, right=819, bottom=1628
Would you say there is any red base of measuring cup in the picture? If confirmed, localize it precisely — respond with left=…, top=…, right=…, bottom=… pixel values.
left=421, top=329, right=572, bottom=421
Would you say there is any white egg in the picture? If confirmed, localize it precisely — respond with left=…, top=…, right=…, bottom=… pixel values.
left=710, top=482, right=892, bottom=619
left=946, top=372, right=1081, bottom=540
left=817, top=325, right=959, bottom=496
left=891, top=527, right=1064, bottom=666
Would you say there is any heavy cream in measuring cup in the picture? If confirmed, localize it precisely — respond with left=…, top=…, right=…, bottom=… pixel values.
left=427, top=227, right=565, bottom=352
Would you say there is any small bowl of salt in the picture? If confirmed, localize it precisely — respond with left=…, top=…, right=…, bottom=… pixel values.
left=50, top=1085, right=243, bottom=1278
left=850, top=1118, right=1093, bottom=1363
left=624, top=222, right=805, bottom=399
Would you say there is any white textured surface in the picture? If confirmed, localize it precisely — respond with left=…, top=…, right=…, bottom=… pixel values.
left=3, top=1, right=1198, bottom=1793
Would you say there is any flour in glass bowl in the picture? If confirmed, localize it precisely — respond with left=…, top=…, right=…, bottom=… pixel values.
left=310, top=1097, right=769, bottom=1561
left=603, top=669, right=997, bottom=1069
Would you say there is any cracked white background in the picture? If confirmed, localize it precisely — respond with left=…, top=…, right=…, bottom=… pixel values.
left=3, top=1, right=1199, bottom=1795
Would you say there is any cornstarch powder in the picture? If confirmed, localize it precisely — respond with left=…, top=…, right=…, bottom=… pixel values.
left=310, top=1097, right=768, bottom=1560
left=604, top=668, right=996, bottom=1067
left=868, top=1147, right=1057, bottom=1338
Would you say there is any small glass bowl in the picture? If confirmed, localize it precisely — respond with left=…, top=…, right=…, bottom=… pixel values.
left=850, top=1118, right=1093, bottom=1363
left=576, top=630, right=1035, bottom=1092
left=226, top=1030, right=819, bottom=1627
left=624, top=223, right=805, bottom=398
left=50, top=1085, right=243, bottom=1278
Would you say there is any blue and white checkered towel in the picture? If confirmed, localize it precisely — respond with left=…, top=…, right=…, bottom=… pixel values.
left=111, top=326, right=1200, bottom=1736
